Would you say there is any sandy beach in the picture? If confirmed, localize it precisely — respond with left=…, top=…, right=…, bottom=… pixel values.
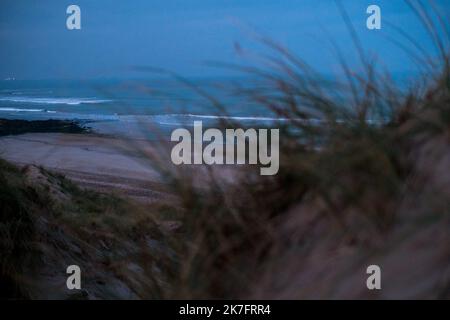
left=0, top=133, right=168, bottom=201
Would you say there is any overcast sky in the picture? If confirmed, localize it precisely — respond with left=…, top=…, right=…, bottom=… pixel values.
left=0, top=0, right=448, bottom=80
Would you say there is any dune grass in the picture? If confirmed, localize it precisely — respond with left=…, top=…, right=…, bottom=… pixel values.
left=146, top=2, right=450, bottom=299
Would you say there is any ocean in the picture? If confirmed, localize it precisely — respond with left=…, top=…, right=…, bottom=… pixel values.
left=0, top=79, right=285, bottom=139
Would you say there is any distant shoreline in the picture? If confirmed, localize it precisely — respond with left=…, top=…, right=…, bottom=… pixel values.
left=0, top=118, right=90, bottom=136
